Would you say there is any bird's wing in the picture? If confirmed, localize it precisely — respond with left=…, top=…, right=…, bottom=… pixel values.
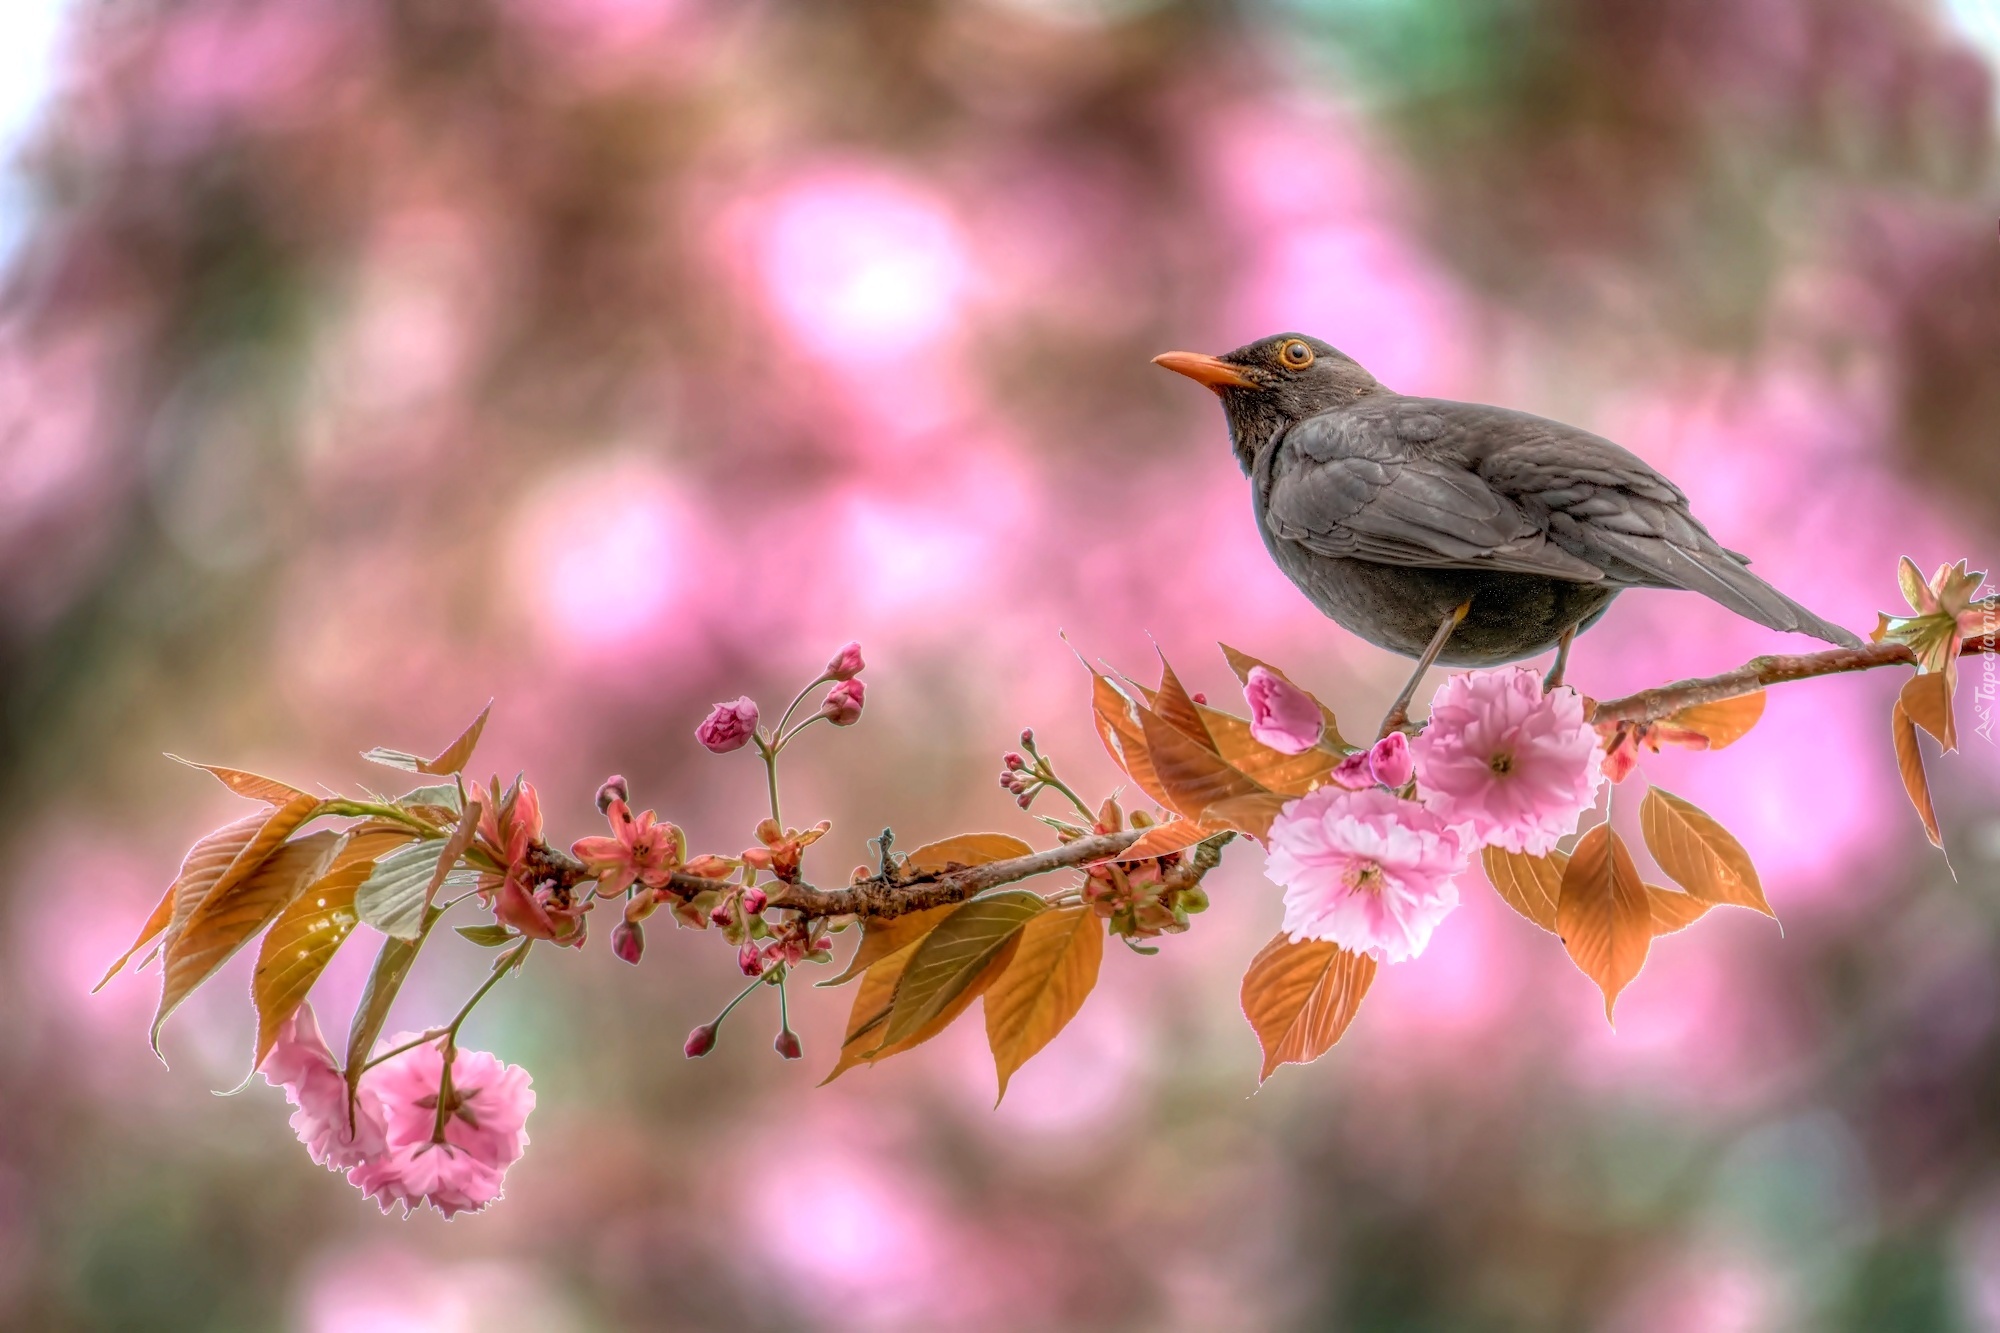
left=1262, top=405, right=1607, bottom=581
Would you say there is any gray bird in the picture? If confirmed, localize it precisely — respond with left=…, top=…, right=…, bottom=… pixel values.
left=1154, top=333, right=1859, bottom=724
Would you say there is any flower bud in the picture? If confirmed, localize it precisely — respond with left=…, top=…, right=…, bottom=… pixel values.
left=1016, top=791, right=1034, bottom=809
left=1367, top=731, right=1414, bottom=789
left=774, top=1028, right=803, bottom=1060
left=1191, top=692, right=1207, bottom=705
left=684, top=1023, right=717, bottom=1058
left=710, top=902, right=734, bottom=928
left=595, top=775, right=629, bottom=814
left=1178, top=886, right=1210, bottom=914
left=742, top=886, right=768, bottom=914
left=1020, top=728, right=1035, bottom=750
left=1244, top=667, right=1324, bottom=755
left=611, top=920, right=645, bottom=965
left=696, top=697, right=759, bottom=754
left=1003, top=751, right=1026, bottom=771
left=737, top=942, right=765, bottom=976
left=820, top=678, right=866, bottom=727
left=824, top=641, right=865, bottom=681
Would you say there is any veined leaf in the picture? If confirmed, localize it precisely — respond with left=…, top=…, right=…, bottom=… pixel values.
left=984, top=903, right=1104, bottom=1102
left=251, top=828, right=413, bottom=1067
left=176, top=792, right=323, bottom=936
left=1660, top=691, right=1766, bottom=750
left=168, top=756, right=310, bottom=806
left=1639, top=786, right=1774, bottom=917
left=354, top=839, right=449, bottom=939
left=904, top=833, right=1034, bottom=874
left=820, top=905, right=956, bottom=987
left=1138, top=705, right=1269, bottom=823
left=1556, top=825, right=1652, bottom=1023
left=1646, top=885, right=1713, bottom=936
left=1482, top=845, right=1564, bottom=933
left=881, top=890, right=1046, bottom=1046
left=424, top=799, right=483, bottom=909
left=1891, top=696, right=1945, bottom=850
left=1091, top=670, right=1174, bottom=810
left=1240, top=933, right=1375, bottom=1082
left=362, top=700, right=493, bottom=775
left=97, top=810, right=268, bottom=991
left=152, top=831, right=343, bottom=1054
left=1201, top=791, right=1290, bottom=842
left=344, top=906, right=444, bottom=1099
left=1108, top=817, right=1231, bottom=863
left=1900, top=671, right=1957, bottom=754
left=1149, top=652, right=1213, bottom=749
left=395, top=782, right=464, bottom=815
left=455, top=924, right=517, bottom=947
left=1194, top=706, right=1340, bottom=796
left=822, top=928, right=1018, bottom=1082
left=1218, top=644, right=1347, bottom=749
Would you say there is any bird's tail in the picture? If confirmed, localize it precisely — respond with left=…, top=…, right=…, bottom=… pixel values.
left=1673, top=541, right=1863, bottom=649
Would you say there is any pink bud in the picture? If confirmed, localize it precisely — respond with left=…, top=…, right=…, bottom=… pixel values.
left=824, top=641, right=865, bottom=681
left=1020, top=728, right=1035, bottom=749
left=742, top=886, right=768, bottom=914
left=774, top=1028, right=803, bottom=1060
left=1330, top=750, right=1375, bottom=789
left=684, top=1023, right=717, bottom=1058
left=595, top=774, right=629, bottom=814
left=1367, top=731, right=1414, bottom=788
left=1016, top=791, right=1034, bottom=809
left=821, top=678, right=866, bottom=727
left=710, top=902, right=734, bottom=928
left=1003, top=751, right=1026, bottom=770
left=737, top=942, right=764, bottom=976
left=1191, top=692, right=1207, bottom=705
left=1244, top=667, right=1324, bottom=754
left=611, top=920, right=645, bottom=965
left=696, top=697, right=760, bottom=754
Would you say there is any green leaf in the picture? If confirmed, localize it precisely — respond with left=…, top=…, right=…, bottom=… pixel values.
left=396, top=783, right=463, bottom=814
left=882, top=890, right=1046, bottom=1046
left=344, top=905, right=443, bottom=1099
left=455, top=924, right=517, bottom=947
left=354, top=839, right=448, bottom=939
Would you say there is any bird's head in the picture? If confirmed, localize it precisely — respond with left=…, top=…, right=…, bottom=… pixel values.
left=1153, top=333, right=1383, bottom=474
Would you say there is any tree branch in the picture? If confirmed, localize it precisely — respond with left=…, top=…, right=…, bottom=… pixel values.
left=1587, top=634, right=1996, bottom=729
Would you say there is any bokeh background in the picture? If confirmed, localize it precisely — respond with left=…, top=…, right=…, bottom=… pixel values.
left=3, top=0, right=2000, bottom=1328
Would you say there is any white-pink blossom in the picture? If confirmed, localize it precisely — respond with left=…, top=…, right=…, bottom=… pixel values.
left=356, top=1035, right=535, bottom=1220
left=263, top=1004, right=387, bottom=1173
left=1264, top=786, right=1470, bottom=963
left=1411, top=666, right=1604, bottom=855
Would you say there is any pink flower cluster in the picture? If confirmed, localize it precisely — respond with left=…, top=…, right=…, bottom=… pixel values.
left=263, top=1006, right=534, bottom=1219
left=1261, top=665, right=1602, bottom=964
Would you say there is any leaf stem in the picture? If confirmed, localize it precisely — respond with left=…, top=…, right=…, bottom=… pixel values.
left=757, top=736, right=783, bottom=828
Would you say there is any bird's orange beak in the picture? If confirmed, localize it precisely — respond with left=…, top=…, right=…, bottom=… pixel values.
left=1152, top=350, right=1257, bottom=394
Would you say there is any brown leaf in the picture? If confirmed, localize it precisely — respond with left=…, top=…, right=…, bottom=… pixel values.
left=1195, top=706, right=1341, bottom=796
left=1556, top=825, right=1653, bottom=1023
left=361, top=700, right=494, bottom=775
left=152, top=831, right=344, bottom=1053
left=1200, top=791, right=1292, bottom=842
left=1660, top=690, right=1766, bottom=750
left=251, top=828, right=414, bottom=1067
left=1239, top=933, right=1376, bottom=1082
left=1892, top=697, right=1945, bottom=850
left=1138, top=704, right=1269, bottom=823
left=1482, top=845, right=1565, bottom=933
left=1107, top=818, right=1231, bottom=862
left=168, top=756, right=311, bottom=806
left=984, top=903, right=1104, bottom=1102
left=821, top=927, right=1020, bottom=1083
left=881, top=890, right=1046, bottom=1046
left=1149, top=652, right=1214, bottom=749
left=904, top=833, right=1034, bottom=874
left=423, top=798, right=483, bottom=909
left=820, top=905, right=957, bottom=987
left=1639, top=785, right=1773, bottom=917
left=1646, top=884, right=1713, bottom=936
left=1218, top=643, right=1347, bottom=749
left=1091, top=670, right=1174, bottom=810
left=96, top=810, right=269, bottom=991
left=1900, top=671, right=1957, bottom=754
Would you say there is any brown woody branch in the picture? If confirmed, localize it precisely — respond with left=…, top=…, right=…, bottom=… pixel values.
left=530, top=829, right=1239, bottom=922
left=1587, top=634, right=1997, bottom=729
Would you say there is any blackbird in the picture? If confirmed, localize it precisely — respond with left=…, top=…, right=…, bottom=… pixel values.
left=1154, top=333, right=1859, bottom=712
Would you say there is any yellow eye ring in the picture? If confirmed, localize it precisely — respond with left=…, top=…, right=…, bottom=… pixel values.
left=1279, top=339, right=1314, bottom=369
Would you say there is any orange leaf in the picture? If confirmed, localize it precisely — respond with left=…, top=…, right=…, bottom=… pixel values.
left=820, top=905, right=956, bottom=987
left=1239, top=933, right=1376, bottom=1082
left=821, top=927, right=1021, bottom=1083
left=1556, top=825, right=1652, bottom=1023
left=904, top=833, right=1034, bottom=873
left=1201, top=791, right=1292, bottom=842
left=1660, top=690, right=1766, bottom=750
left=1892, top=697, right=1945, bottom=850
left=1149, top=652, right=1214, bottom=749
left=1138, top=704, right=1269, bottom=823
left=1646, top=884, right=1713, bottom=936
left=361, top=700, right=494, bottom=775
left=1195, top=706, right=1340, bottom=796
left=251, top=828, right=414, bottom=1067
left=153, top=831, right=344, bottom=1053
left=1899, top=671, right=1957, bottom=754
left=1106, top=817, right=1231, bottom=862
left=1218, top=644, right=1347, bottom=749
left=1639, top=785, right=1774, bottom=917
left=1482, top=845, right=1564, bottom=933
left=97, top=809, right=275, bottom=991
left=168, top=756, right=311, bottom=806
left=1091, top=671, right=1174, bottom=810
left=984, top=903, right=1104, bottom=1102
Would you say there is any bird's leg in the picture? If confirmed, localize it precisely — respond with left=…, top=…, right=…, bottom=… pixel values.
left=1378, top=600, right=1472, bottom=739
left=1544, top=624, right=1577, bottom=692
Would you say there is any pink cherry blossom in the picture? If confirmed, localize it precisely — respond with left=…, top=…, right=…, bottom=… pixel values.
left=1264, top=786, right=1469, bottom=964
left=1244, top=666, right=1323, bottom=754
left=697, top=696, right=759, bottom=752
left=821, top=677, right=865, bottom=726
left=824, top=640, right=865, bottom=681
left=262, top=1004, right=387, bottom=1173
left=468, top=778, right=589, bottom=945
left=1412, top=666, right=1604, bottom=855
left=570, top=797, right=686, bottom=896
left=353, top=1035, right=535, bottom=1220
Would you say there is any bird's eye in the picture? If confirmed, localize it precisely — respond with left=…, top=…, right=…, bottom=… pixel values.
left=1279, top=340, right=1314, bottom=369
